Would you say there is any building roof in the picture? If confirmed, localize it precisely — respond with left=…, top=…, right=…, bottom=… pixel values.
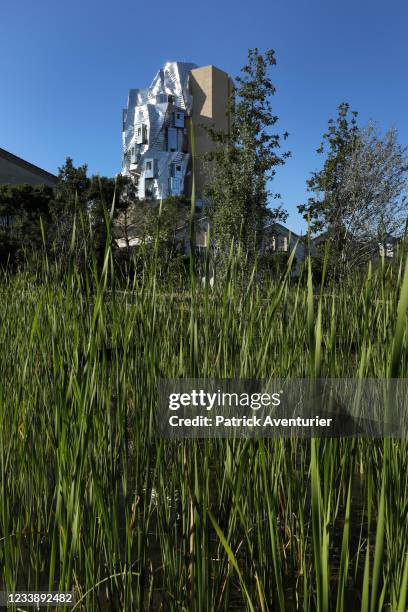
left=0, top=147, right=58, bottom=185
left=265, top=222, right=301, bottom=238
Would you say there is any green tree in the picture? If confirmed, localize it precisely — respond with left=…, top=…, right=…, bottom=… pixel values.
left=88, top=173, right=138, bottom=265
left=0, top=183, right=54, bottom=267
left=122, top=196, right=192, bottom=282
left=298, top=103, right=408, bottom=274
left=0, top=158, right=138, bottom=273
left=49, top=157, right=90, bottom=264
left=298, top=102, right=359, bottom=248
left=204, top=48, right=290, bottom=275
left=50, top=158, right=137, bottom=271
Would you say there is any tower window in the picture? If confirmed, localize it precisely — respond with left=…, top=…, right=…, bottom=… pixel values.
left=136, top=123, right=148, bottom=144
left=167, top=127, right=178, bottom=152
left=173, top=110, right=185, bottom=128
left=144, top=158, right=156, bottom=178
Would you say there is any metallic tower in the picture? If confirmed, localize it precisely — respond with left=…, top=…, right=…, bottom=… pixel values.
left=122, top=61, right=197, bottom=201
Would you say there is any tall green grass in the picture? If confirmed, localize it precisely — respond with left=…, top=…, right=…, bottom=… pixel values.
left=0, top=239, right=407, bottom=610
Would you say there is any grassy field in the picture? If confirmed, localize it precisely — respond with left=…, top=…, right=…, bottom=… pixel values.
left=0, top=245, right=407, bottom=611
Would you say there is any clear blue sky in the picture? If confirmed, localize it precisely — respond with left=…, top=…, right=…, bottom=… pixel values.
left=1, top=0, right=407, bottom=233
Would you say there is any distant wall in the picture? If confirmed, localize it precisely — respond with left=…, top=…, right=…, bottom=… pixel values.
left=0, top=149, right=58, bottom=186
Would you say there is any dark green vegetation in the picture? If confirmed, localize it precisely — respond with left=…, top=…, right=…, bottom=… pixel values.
left=0, top=159, right=200, bottom=285
left=298, top=104, right=408, bottom=277
left=0, top=242, right=407, bottom=611
left=0, top=158, right=137, bottom=271
left=204, top=48, right=290, bottom=271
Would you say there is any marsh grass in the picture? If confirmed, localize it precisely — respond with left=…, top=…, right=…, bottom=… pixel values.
left=0, top=235, right=407, bottom=611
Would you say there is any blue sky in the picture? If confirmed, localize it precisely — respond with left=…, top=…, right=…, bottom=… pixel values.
left=1, top=0, right=407, bottom=233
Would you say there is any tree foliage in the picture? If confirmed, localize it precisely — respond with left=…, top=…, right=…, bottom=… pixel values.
left=0, top=157, right=137, bottom=271
left=204, top=48, right=290, bottom=272
left=117, top=196, right=194, bottom=282
left=0, top=183, right=54, bottom=267
left=50, top=161, right=137, bottom=269
left=299, top=103, right=408, bottom=273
